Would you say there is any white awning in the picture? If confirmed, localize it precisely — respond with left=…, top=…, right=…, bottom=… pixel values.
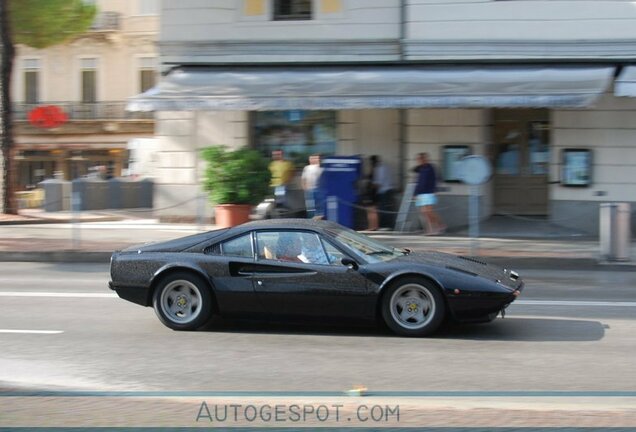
left=127, top=65, right=615, bottom=111
left=615, top=66, right=636, bottom=97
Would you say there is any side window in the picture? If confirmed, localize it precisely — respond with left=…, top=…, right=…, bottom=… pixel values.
left=217, top=234, right=253, bottom=258
left=256, top=231, right=304, bottom=263
left=321, top=239, right=346, bottom=266
left=256, top=231, right=338, bottom=266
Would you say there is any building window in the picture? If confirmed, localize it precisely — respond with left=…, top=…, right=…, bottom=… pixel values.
left=80, top=58, right=98, bottom=103
left=252, top=110, right=336, bottom=167
left=138, top=0, right=160, bottom=15
left=139, top=57, right=157, bottom=93
left=273, top=0, right=311, bottom=21
left=23, top=59, right=40, bottom=104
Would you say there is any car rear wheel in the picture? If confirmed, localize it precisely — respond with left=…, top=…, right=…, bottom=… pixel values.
left=381, top=278, right=445, bottom=337
left=152, top=272, right=212, bottom=331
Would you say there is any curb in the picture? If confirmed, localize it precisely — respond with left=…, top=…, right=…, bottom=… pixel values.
left=0, top=216, right=123, bottom=226
left=479, top=256, right=636, bottom=271
left=0, top=251, right=112, bottom=263
left=1, top=250, right=635, bottom=270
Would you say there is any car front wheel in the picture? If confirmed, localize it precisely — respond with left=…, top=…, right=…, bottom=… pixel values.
left=152, top=272, right=212, bottom=331
left=381, top=278, right=445, bottom=337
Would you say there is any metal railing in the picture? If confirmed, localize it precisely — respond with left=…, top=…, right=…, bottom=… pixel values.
left=90, top=11, right=121, bottom=31
left=13, top=101, right=153, bottom=121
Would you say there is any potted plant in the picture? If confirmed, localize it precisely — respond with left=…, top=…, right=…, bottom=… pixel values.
left=202, top=145, right=272, bottom=228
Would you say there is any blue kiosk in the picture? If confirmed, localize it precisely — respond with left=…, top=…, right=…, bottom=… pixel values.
left=320, top=156, right=362, bottom=228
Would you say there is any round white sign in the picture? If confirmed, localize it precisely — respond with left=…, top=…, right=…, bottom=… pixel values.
left=459, top=155, right=492, bottom=185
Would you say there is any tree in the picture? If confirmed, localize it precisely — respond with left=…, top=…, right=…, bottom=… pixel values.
left=0, top=0, right=95, bottom=214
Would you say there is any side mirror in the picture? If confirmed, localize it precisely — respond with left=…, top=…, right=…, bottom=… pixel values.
left=341, top=257, right=359, bottom=271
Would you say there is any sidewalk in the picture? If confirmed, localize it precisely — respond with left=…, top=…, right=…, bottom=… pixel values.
left=1, top=211, right=635, bottom=268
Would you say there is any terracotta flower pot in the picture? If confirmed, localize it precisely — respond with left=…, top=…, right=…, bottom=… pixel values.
left=214, top=204, right=252, bottom=228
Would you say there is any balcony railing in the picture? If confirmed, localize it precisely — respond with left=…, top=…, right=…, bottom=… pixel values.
left=90, top=11, right=121, bottom=31
left=13, top=102, right=153, bottom=121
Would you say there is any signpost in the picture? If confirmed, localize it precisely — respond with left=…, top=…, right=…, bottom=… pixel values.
left=459, top=156, right=492, bottom=256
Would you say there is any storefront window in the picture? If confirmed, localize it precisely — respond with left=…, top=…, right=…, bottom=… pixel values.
left=252, top=110, right=336, bottom=167
left=562, top=149, right=592, bottom=187
left=529, top=121, right=549, bottom=175
left=442, top=145, right=471, bottom=182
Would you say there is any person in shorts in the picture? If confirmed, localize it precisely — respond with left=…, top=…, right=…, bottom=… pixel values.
left=414, top=152, right=446, bottom=235
left=301, top=154, right=323, bottom=218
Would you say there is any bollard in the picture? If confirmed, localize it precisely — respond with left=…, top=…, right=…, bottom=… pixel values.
left=71, top=191, right=81, bottom=249
left=600, top=203, right=631, bottom=261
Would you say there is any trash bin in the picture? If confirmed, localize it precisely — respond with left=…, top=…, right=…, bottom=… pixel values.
left=600, top=202, right=631, bottom=261
left=72, top=178, right=109, bottom=210
left=39, top=179, right=71, bottom=212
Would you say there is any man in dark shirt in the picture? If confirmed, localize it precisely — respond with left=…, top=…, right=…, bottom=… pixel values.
left=414, top=152, right=446, bottom=235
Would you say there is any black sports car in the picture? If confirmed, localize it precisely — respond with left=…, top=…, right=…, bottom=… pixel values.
left=109, top=219, right=523, bottom=336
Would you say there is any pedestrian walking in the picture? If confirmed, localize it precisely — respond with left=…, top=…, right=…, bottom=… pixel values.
left=414, top=152, right=446, bottom=235
left=301, top=154, right=323, bottom=218
left=363, top=156, right=380, bottom=231
left=268, top=149, right=295, bottom=209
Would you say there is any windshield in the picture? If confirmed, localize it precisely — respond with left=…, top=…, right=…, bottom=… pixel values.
left=326, top=226, right=405, bottom=263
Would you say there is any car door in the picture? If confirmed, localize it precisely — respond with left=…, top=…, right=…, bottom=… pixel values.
left=250, top=230, right=371, bottom=319
left=198, top=232, right=267, bottom=317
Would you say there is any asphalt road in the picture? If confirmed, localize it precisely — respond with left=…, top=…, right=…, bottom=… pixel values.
left=0, top=262, right=635, bottom=394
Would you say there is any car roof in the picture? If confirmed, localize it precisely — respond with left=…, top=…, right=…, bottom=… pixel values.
left=232, top=218, right=342, bottom=233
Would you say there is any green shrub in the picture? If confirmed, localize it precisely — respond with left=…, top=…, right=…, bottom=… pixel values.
left=201, top=146, right=272, bottom=206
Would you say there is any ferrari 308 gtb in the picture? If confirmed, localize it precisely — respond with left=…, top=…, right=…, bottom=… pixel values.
left=109, top=219, right=523, bottom=336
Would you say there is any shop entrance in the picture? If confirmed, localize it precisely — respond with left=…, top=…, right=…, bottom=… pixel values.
left=492, top=109, right=550, bottom=215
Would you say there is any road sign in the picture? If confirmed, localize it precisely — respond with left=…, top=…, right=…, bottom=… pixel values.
left=460, top=155, right=492, bottom=186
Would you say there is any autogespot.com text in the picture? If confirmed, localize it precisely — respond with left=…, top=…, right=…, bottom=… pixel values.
left=196, top=402, right=400, bottom=425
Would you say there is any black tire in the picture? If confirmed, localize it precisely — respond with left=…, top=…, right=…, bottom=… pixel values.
left=381, top=277, right=445, bottom=337
left=152, top=271, right=213, bottom=331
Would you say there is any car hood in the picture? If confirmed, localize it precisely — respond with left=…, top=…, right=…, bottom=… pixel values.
left=120, top=229, right=227, bottom=253
left=393, top=251, right=520, bottom=289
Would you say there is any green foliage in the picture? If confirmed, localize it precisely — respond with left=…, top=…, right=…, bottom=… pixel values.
left=201, top=146, right=272, bottom=206
left=9, top=0, right=96, bottom=49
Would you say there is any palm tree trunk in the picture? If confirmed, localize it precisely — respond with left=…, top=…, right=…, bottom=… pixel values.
left=0, top=0, right=16, bottom=214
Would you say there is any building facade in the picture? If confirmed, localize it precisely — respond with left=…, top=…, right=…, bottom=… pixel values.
left=132, top=0, right=636, bottom=234
left=11, top=0, right=159, bottom=192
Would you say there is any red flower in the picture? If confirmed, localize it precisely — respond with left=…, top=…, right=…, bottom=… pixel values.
left=28, top=105, right=69, bottom=129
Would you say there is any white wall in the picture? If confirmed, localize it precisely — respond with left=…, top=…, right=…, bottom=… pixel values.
left=551, top=93, right=636, bottom=202
left=405, top=0, right=636, bottom=59
left=162, top=0, right=399, bottom=42
left=160, top=0, right=401, bottom=64
left=153, top=111, right=248, bottom=218
left=338, top=110, right=400, bottom=188
left=407, top=0, right=636, bottom=41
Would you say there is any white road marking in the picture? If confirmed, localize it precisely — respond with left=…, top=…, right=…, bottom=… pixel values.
left=0, top=292, right=117, bottom=298
left=516, top=300, right=636, bottom=307
left=0, top=329, right=63, bottom=334
left=0, top=277, right=105, bottom=283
